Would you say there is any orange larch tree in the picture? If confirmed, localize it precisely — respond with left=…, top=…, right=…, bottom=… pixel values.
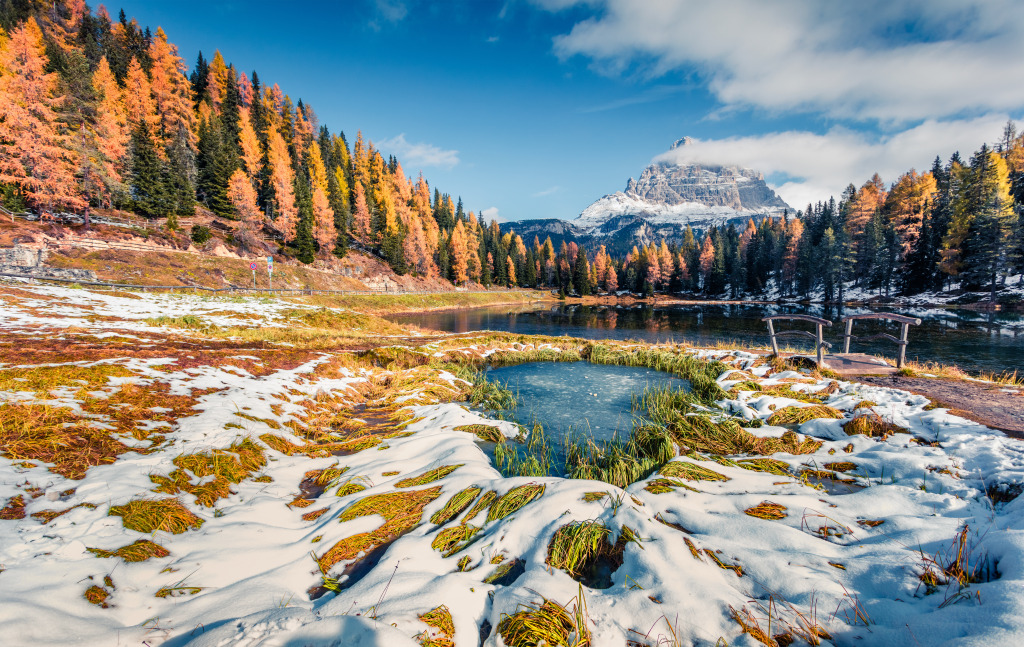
left=227, top=168, right=263, bottom=251
left=352, top=183, right=371, bottom=244
left=148, top=27, right=195, bottom=149
left=123, top=56, right=157, bottom=131
left=0, top=19, right=81, bottom=212
left=266, top=127, right=298, bottom=241
left=308, top=141, right=335, bottom=253
left=237, top=107, right=262, bottom=181
left=450, top=219, right=469, bottom=284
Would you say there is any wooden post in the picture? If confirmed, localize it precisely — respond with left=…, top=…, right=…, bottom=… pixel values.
left=898, top=322, right=909, bottom=368
left=767, top=319, right=778, bottom=356
left=816, top=323, right=825, bottom=367
left=843, top=318, right=853, bottom=354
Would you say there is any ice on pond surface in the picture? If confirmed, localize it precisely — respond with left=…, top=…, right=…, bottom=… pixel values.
left=484, top=361, right=684, bottom=443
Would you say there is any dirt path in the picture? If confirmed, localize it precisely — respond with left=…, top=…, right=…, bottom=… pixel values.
left=856, top=375, right=1024, bottom=437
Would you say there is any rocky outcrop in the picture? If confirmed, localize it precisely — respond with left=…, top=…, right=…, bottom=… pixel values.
left=0, top=244, right=98, bottom=281
left=574, top=138, right=791, bottom=234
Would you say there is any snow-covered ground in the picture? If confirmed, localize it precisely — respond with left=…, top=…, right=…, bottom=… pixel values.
left=2, top=282, right=1024, bottom=646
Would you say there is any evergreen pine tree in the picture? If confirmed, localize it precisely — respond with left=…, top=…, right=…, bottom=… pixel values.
left=128, top=120, right=168, bottom=217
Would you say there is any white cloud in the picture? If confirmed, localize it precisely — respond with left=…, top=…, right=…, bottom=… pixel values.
left=375, top=134, right=460, bottom=170
left=532, top=185, right=561, bottom=197
left=654, top=115, right=1011, bottom=208
left=375, top=0, right=408, bottom=22
left=481, top=206, right=501, bottom=221
left=487, top=35, right=500, bottom=43
left=543, top=0, right=1024, bottom=123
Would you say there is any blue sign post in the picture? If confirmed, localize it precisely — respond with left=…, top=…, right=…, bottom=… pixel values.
left=249, top=261, right=257, bottom=288
left=266, top=256, right=273, bottom=290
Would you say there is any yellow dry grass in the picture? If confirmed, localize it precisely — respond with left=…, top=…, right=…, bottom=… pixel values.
left=108, top=498, right=204, bottom=534
left=150, top=438, right=266, bottom=507
left=87, top=539, right=170, bottom=562
left=317, top=487, right=442, bottom=572
left=744, top=501, right=788, bottom=520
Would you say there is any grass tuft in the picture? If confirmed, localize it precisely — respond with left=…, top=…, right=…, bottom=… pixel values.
left=109, top=498, right=203, bottom=534
left=463, top=490, right=497, bottom=522
left=843, top=413, right=908, bottom=438
left=394, top=464, right=463, bottom=488
left=417, top=604, right=455, bottom=647
left=546, top=520, right=628, bottom=583
left=84, top=584, right=111, bottom=608
left=658, top=460, right=729, bottom=482
left=430, top=486, right=482, bottom=525
left=149, top=438, right=266, bottom=507
left=1, top=494, right=26, bottom=520
left=87, top=539, right=169, bottom=562
left=767, top=405, right=845, bottom=425
left=486, top=484, right=545, bottom=523
left=497, top=584, right=591, bottom=647
left=744, top=501, right=788, bottom=520
left=453, top=424, right=506, bottom=443
left=431, top=523, right=481, bottom=556
left=735, top=458, right=791, bottom=476
left=317, top=487, right=442, bottom=572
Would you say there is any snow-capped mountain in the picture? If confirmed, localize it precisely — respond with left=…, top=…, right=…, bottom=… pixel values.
left=505, top=138, right=793, bottom=254
left=574, top=137, right=791, bottom=233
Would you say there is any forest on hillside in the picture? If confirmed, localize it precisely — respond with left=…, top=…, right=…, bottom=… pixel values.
left=0, top=1, right=540, bottom=288
left=596, top=134, right=1024, bottom=301
left=2, top=2, right=1022, bottom=299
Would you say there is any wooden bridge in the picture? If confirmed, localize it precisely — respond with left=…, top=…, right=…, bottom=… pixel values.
left=762, top=313, right=922, bottom=376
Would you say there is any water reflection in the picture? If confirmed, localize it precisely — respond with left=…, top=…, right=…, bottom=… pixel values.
left=390, top=303, right=1023, bottom=375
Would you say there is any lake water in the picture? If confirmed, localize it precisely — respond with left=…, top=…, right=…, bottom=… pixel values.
left=485, top=361, right=683, bottom=443
left=391, top=302, right=1024, bottom=375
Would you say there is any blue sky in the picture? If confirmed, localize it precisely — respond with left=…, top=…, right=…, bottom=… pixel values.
left=115, top=0, right=1024, bottom=222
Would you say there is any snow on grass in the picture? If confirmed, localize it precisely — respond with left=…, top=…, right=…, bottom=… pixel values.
left=1, top=283, right=1024, bottom=646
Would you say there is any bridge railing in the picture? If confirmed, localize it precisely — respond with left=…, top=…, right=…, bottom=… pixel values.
left=840, top=313, right=922, bottom=368
left=761, top=314, right=833, bottom=367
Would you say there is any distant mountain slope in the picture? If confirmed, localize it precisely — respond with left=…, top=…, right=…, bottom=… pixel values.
left=575, top=137, right=791, bottom=235
left=509, top=138, right=792, bottom=251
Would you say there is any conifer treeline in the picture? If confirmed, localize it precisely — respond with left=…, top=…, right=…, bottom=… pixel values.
left=0, top=2, right=536, bottom=287
left=579, top=128, right=1024, bottom=301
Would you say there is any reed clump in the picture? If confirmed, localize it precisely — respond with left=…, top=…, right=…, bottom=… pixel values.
left=87, top=539, right=169, bottom=562
left=109, top=498, right=203, bottom=534
left=417, top=605, right=455, bottom=647
left=745, top=501, right=788, bottom=520
left=767, top=405, right=845, bottom=425
left=430, top=486, right=482, bottom=525
left=497, top=585, right=591, bottom=647
left=431, top=523, right=481, bottom=556
left=843, top=412, right=908, bottom=438
left=486, top=484, right=545, bottom=522
left=150, top=438, right=266, bottom=507
left=318, top=486, right=442, bottom=572
left=546, top=520, right=628, bottom=582
left=463, top=490, right=497, bottom=522
left=395, top=464, right=463, bottom=488
left=658, top=460, right=729, bottom=482
left=454, top=424, right=505, bottom=443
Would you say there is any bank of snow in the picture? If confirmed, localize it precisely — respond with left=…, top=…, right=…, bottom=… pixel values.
left=1, top=283, right=1023, bottom=646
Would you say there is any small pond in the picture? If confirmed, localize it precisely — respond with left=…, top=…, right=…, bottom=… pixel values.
left=485, top=361, right=684, bottom=446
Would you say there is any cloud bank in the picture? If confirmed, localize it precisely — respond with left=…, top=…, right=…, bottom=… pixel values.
left=544, top=0, right=1024, bottom=123
left=656, top=115, right=1009, bottom=208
